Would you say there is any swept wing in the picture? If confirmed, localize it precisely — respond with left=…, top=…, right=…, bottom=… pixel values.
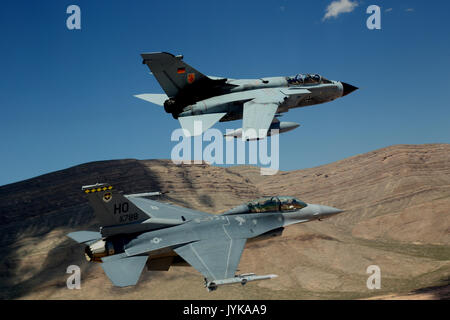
left=241, top=88, right=287, bottom=140
left=173, top=237, right=246, bottom=281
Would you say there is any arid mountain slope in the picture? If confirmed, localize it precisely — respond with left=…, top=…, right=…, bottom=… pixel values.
left=230, top=144, right=450, bottom=244
left=0, top=144, right=449, bottom=299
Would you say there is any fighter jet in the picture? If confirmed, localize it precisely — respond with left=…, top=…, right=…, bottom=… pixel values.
left=67, top=183, right=343, bottom=291
left=135, top=52, right=357, bottom=140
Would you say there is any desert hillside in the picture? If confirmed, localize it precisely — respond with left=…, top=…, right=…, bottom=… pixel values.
left=0, top=144, right=449, bottom=299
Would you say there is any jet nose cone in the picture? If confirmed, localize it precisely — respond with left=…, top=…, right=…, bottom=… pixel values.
left=341, top=82, right=358, bottom=96
left=319, top=205, right=344, bottom=216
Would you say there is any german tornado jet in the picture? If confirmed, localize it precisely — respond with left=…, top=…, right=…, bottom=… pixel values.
left=135, top=52, right=358, bottom=140
left=67, top=183, right=343, bottom=291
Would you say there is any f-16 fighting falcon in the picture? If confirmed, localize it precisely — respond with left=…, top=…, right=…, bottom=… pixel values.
left=135, top=52, right=358, bottom=140
left=67, top=183, right=343, bottom=291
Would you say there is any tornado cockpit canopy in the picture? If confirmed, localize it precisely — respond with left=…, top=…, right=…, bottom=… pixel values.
left=223, top=196, right=307, bottom=215
left=287, top=74, right=332, bottom=85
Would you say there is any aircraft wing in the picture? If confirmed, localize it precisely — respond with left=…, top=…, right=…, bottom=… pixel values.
left=126, top=196, right=212, bottom=220
left=173, top=238, right=247, bottom=281
left=242, top=89, right=288, bottom=140
left=242, top=101, right=279, bottom=140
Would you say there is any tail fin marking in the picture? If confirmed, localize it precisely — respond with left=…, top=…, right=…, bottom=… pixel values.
left=82, top=183, right=150, bottom=227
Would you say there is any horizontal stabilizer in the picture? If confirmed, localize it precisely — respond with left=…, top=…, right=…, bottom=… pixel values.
left=67, top=231, right=102, bottom=244
left=101, top=255, right=148, bottom=287
left=134, top=93, right=168, bottom=106
left=178, top=113, right=227, bottom=136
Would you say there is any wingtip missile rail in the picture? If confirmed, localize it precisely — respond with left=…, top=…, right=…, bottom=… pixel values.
left=205, top=273, right=278, bottom=292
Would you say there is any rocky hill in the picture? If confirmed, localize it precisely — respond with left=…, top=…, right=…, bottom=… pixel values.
left=0, top=144, right=449, bottom=299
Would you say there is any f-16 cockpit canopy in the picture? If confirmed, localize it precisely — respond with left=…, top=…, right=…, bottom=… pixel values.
left=223, top=196, right=307, bottom=215
left=287, top=74, right=333, bottom=85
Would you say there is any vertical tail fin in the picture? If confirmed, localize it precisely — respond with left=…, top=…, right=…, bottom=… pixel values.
left=82, top=183, right=149, bottom=227
left=141, top=52, right=209, bottom=98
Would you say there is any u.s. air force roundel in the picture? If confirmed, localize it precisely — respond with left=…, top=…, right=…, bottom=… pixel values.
left=103, top=192, right=112, bottom=202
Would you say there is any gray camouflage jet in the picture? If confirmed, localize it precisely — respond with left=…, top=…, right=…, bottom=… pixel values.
left=135, top=52, right=357, bottom=140
left=68, top=183, right=343, bottom=291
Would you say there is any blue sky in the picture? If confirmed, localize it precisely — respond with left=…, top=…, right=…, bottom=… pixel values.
left=0, top=0, right=449, bottom=186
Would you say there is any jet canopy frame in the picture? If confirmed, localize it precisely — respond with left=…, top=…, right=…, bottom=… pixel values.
left=248, top=196, right=306, bottom=213
left=222, top=196, right=307, bottom=215
left=287, top=74, right=332, bottom=85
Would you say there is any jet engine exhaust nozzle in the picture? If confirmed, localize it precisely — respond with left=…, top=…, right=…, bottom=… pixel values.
left=84, top=239, right=115, bottom=262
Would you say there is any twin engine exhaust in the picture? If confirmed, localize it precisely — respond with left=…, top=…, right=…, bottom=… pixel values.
left=84, top=239, right=115, bottom=262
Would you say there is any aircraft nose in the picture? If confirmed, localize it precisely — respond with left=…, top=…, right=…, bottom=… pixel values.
left=341, top=82, right=358, bottom=96
left=301, top=204, right=344, bottom=219
left=310, top=205, right=344, bottom=220
left=319, top=205, right=344, bottom=216
left=283, top=204, right=343, bottom=225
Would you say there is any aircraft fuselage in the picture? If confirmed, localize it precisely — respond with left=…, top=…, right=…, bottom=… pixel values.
left=177, top=77, right=345, bottom=121
left=136, top=52, right=357, bottom=138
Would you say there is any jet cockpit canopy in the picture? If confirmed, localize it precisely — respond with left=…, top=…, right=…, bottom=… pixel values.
left=287, top=74, right=332, bottom=85
left=223, top=196, right=307, bottom=215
